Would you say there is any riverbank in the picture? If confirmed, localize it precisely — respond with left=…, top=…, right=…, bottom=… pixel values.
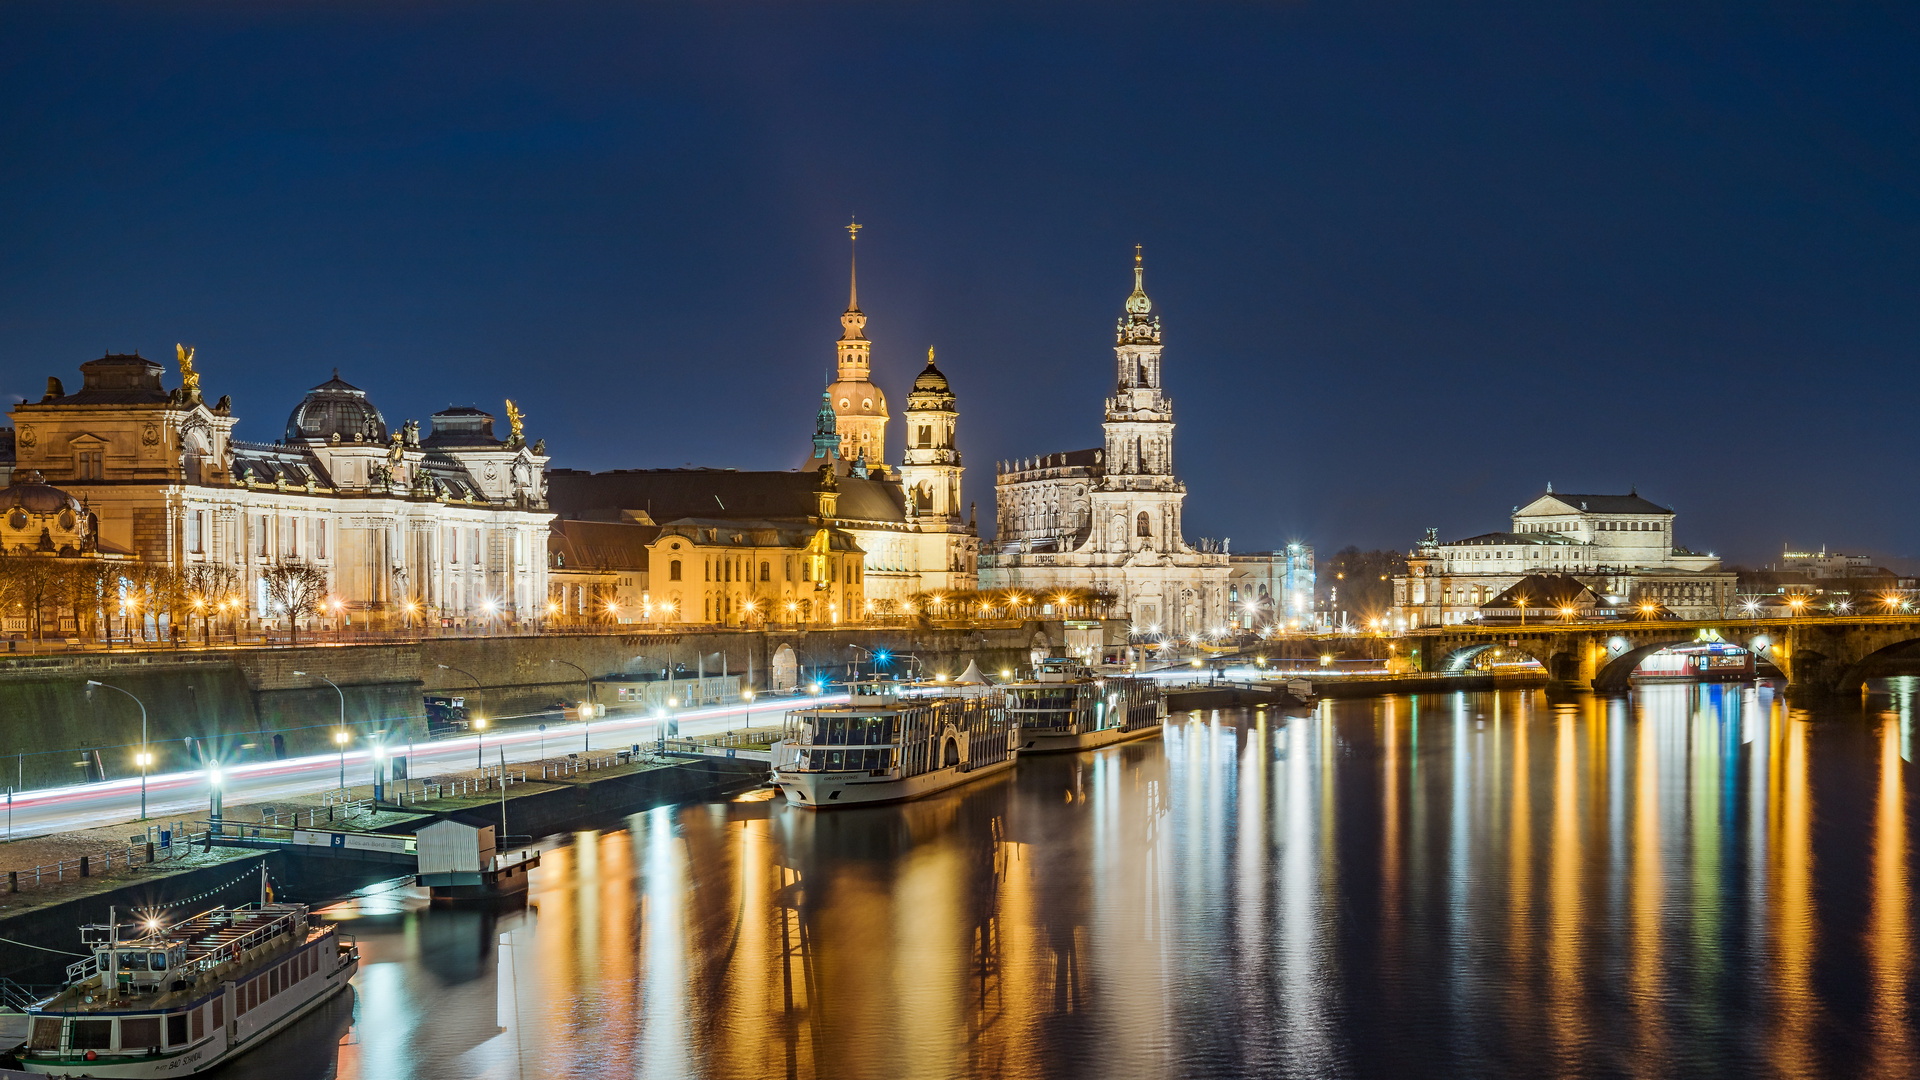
left=0, top=624, right=1052, bottom=788
left=0, top=752, right=766, bottom=983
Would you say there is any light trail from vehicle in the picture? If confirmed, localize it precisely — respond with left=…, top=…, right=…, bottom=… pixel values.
left=0, top=694, right=847, bottom=841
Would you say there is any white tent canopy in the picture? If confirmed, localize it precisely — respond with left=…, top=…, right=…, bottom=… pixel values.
left=954, top=659, right=991, bottom=685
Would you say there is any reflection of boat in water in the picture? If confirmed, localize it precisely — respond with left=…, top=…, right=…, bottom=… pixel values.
left=1000, top=657, right=1166, bottom=754
left=1630, top=641, right=1756, bottom=684
left=13, top=888, right=358, bottom=1076
left=771, top=681, right=1015, bottom=808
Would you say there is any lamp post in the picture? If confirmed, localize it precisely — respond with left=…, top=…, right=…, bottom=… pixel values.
left=295, top=671, right=348, bottom=789
left=473, top=717, right=488, bottom=769
left=207, top=761, right=223, bottom=829
left=438, top=664, right=486, bottom=766
left=86, top=681, right=148, bottom=819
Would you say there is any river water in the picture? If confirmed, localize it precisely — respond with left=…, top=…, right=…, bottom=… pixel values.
left=230, top=683, right=1920, bottom=1079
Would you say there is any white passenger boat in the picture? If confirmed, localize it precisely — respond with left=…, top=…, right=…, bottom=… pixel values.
left=771, top=681, right=1015, bottom=808
left=10, top=888, right=357, bottom=1076
left=1002, top=657, right=1166, bottom=754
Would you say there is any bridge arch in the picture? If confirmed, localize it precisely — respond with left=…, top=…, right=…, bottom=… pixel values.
left=1592, top=638, right=1696, bottom=691
left=1831, top=637, right=1920, bottom=694
left=1437, top=641, right=1551, bottom=674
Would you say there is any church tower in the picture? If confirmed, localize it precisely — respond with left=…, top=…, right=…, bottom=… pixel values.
left=898, top=347, right=962, bottom=523
left=1100, top=247, right=1189, bottom=552
left=826, top=221, right=889, bottom=470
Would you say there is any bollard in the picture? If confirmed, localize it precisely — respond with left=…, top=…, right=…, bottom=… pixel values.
left=7, top=871, right=15, bottom=893
left=80, top=855, right=89, bottom=878
left=146, top=841, right=155, bottom=863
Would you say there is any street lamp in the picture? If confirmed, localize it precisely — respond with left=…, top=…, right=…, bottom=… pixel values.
left=333, top=729, right=350, bottom=790
left=295, top=671, right=348, bottom=787
left=473, top=717, right=488, bottom=768
left=550, top=659, right=591, bottom=751
left=439, top=664, right=486, bottom=764
left=87, top=680, right=148, bottom=819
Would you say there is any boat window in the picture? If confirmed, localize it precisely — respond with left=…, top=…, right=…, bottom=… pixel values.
left=192, top=1007, right=204, bottom=1042
left=151, top=951, right=168, bottom=970
left=212, top=996, right=224, bottom=1028
left=28, top=1018, right=60, bottom=1051
left=70, top=1019, right=112, bottom=1050
left=118, top=950, right=148, bottom=970
left=167, top=1013, right=187, bottom=1046
left=120, top=1016, right=160, bottom=1050
left=825, top=750, right=845, bottom=771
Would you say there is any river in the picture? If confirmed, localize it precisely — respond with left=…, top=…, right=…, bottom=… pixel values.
left=225, top=682, right=1920, bottom=1079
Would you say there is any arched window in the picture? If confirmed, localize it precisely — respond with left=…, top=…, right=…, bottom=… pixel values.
left=669, top=560, right=682, bottom=582
left=1136, top=511, right=1152, bottom=537
left=760, top=561, right=770, bottom=582
left=918, top=425, right=932, bottom=448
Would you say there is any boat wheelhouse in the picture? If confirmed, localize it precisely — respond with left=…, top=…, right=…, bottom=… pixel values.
left=1001, top=657, right=1166, bottom=754
left=772, top=682, right=1015, bottom=808
left=15, top=896, right=357, bottom=1077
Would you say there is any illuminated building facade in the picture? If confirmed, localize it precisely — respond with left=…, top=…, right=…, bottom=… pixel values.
left=981, top=251, right=1229, bottom=633
left=2, top=352, right=553, bottom=628
left=1392, top=487, right=1736, bottom=626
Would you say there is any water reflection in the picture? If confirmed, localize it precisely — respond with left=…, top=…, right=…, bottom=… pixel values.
left=245, top=684, right=1920, bottom=1079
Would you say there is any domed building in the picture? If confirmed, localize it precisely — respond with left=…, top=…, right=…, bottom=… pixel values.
left=4, top=348, right=553, bottom=634
left=545, top=230, right=979, bottom=617
left=1, top=471, right=98, bottom=557
left=283, top=371, right=388, bottom=444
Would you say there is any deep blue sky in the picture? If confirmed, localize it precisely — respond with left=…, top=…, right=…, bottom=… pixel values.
left=3, top=3, right=1917, bottom=566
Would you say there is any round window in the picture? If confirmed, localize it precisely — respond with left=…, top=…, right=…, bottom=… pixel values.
left=839, top=398, right=849, bottom=409
left=7, top=510, right=25, bottom=530
left=58, top=509, right=75, bottom=531
left=862, top=398, right=872, bottom=409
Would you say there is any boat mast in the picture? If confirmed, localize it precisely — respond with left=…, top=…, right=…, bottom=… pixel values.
left=107, top=905, right=118, bottom=1003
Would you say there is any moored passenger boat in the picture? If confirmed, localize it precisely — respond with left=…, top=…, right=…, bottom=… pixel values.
left=13, top=893, right=357, bottom=1076
left=771, top=681, right=1015, bottom=808
left=1003, top=656, right=1166, bottom=754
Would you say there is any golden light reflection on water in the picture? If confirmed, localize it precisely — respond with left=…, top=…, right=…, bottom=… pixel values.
left=296, top=685, right=1920, bottom=1080
left=1866, top=714, right=1913, bottom=1079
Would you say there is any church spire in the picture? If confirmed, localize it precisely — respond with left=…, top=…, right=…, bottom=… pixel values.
left=846, top=218, right=862, bottom=313
left=839, top=218, right=867, bottom=344
left=1116, top=244, right=1161, bottom=346
left=1126, top=244, right=1152, bottom=315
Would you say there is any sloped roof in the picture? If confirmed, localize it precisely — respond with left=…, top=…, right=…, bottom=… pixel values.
left=550, top=519, right=657, bottom=572
left=1522, top=492, right=1673, bottom=515
left=1446, top=531, right=1580, bottom=547
left=656, top=518, right=866, bottom=553
left=548, top=468, right=909, bottom=526
left=1482, top=574, right=1604, bottom=610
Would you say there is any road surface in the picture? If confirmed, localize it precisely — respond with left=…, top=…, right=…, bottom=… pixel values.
left=1, top=695, right=843, bottom=841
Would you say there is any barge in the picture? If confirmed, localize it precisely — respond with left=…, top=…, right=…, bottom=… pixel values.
left=1002, top=657, right=1166, bottom=754
left=12, top=886, right=356, bottom=1076
left=771, top=682, right=1015, bottom=808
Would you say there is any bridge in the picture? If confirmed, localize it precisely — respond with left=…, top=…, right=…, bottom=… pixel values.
left=1403, top=615, right=1920, bottom=693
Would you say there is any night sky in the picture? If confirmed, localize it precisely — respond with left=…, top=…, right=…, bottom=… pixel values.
left=3, top=4, right=1916, bottom=566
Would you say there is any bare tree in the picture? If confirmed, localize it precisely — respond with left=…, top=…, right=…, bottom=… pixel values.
left=185, top=563, right=243, bottom=640
left=57, top=561, right=111, bottom=642
left=262, top=561, right=330, bottom=642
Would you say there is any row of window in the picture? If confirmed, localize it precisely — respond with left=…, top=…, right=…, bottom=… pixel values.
left=1519, top=520, right=1665, bottom=533
left=667, top=556, right=863, bottom=585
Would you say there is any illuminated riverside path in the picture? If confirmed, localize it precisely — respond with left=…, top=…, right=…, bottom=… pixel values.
left=210, top=682, right=1918, bottom=1080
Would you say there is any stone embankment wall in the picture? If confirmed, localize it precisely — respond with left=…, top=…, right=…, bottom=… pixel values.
left=0, top=625, right=1048, bottom=787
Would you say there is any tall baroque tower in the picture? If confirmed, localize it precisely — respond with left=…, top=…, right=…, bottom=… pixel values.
left=1100, top=247, right=1189, bottom=552
left=826, top=221, right=889, bottom=470
left=898, top=347, right=962, bottom=522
